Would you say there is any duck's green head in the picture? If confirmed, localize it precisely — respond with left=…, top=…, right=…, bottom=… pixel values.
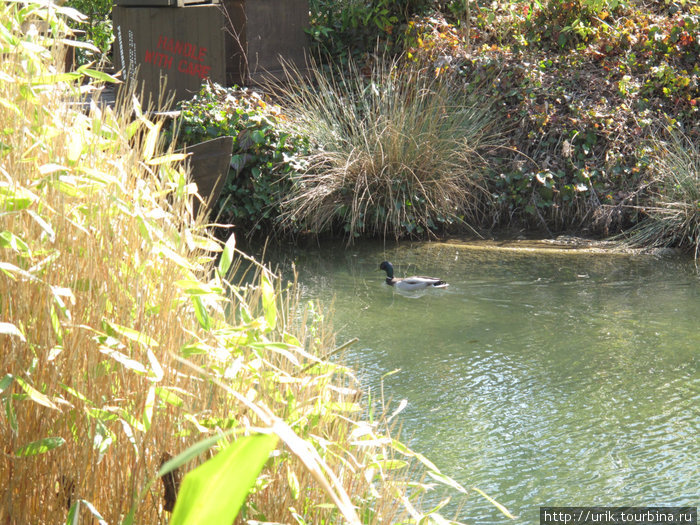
left=379, top=261, right=394, bottom=278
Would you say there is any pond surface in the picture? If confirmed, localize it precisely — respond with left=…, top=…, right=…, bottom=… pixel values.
left=259, top=239, right=700, bottom=524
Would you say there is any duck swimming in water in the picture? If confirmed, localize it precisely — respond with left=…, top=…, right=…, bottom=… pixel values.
left=379, top=261, right=448, bottom=291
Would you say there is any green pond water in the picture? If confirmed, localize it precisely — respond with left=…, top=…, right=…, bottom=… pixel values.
left=258, top=239, right=700, bottom=524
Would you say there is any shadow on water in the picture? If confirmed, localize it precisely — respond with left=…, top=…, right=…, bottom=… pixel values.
left=251, top=239, right=700, bottom=524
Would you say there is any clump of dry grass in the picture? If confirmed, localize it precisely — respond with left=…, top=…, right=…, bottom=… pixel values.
left=276, top=57, right=500, bottom=242
left=621, top=131, right=700, bottom=258
left=0, top=3, right=505, bottom=524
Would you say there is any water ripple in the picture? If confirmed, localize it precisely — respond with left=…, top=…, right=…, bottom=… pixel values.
left=262, top=241, right=700, bottom=524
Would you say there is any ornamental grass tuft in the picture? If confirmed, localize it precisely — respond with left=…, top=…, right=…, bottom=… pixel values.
left=622, top=131, right=700, bottom=259
left=276, top=57, right=501, bottom=242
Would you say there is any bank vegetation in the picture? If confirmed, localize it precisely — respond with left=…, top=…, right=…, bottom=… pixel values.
left=168, top=0, right=700, bottom=257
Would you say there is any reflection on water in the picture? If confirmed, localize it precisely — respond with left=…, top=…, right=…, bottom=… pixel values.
left=258, top=240, right=700, bottom=524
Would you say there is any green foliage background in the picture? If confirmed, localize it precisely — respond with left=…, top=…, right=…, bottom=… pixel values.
left=64, top=0, right=113, bottom=65
left=172, top=83, right=309, bottom=233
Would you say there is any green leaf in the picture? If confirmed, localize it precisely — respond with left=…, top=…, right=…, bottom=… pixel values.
left=142, top=385, right=156, bottom=432
left=50, top=303, right=63, bottom=344
left=327, top=401, right=362, bottom=413
left=287, top=465, right=300, bottom=500
left=66, top=132, right=83, bottom=164
left=93, top=419, right=114, bottom=459
left=155, top=386, right=184, bottom=407
left=0, top=374, right=14, bottom=394
left=192, top=295, right=211, bottom=330
left=142, top=121, right=162, bottom=162
left=169, top=433, right=278, bottom=525
left=251, top=129, right=266, bottom=144
left=159, top=431, right=235, bottom=479
left=5, top=396, right=17, bottom=433
left=283, top=333, right=302, bottom=347
left=77, top=65, right=119, bottom=84
left=153, top=242, right=194, bottom=271
left=0, top=183, right=35, bottom=211
left=0, top=231, right=31, bottom=256
left=16, top=436, right=65, bottom=457
left=179, top=341, right=212, bottom=357
left=26, top=210, right=55, bottom=242
left=67, top=500, right=79, bottom=525
left=369, top=459, right=408, bottom=470
left=218, top=233, right=236, bottom=276
left=146, top=348, right=164, bottom=381
left=424, top=497, right=451, bottom=516
left=260, top=274, right=276, bottom=331
left=247, top=342, right=299, bottom=366
left=66, top=499, right=107, bottom=525
left=98, top=346, right=147, bottom=375
left=427, top=470, right=468, bottom=495
left=0, top=96, right=22, bottom=117
left=15, top=376, right=58, bottom=410
left=104, top=320, right=159, bottom=348
left=173, top=279, right=216, bottom=295
left=125, top=119, right=141, bottom=140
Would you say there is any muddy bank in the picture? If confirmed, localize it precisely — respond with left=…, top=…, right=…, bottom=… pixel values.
left=435, top=235, right=684, bottom=257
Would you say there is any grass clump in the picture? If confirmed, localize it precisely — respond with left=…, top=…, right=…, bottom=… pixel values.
left=1, top=3, right=505, bottom=524
left=622, top=131, right=700, bottom=258
left=276, top=58, right=500, bottom=241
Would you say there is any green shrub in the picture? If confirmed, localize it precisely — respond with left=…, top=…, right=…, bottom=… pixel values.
left=493, top=0, right=629, bottom=51
left=64, top=0, right=113, bottom=65
left=308, top=0, right=436, bottom=59
left=276, top=58, right=500, bottom=241
left=173, top=83, right=309, bottom=233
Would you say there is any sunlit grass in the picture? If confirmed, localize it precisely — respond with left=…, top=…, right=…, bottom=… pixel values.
left=0, top=3, right=505, bottom=524
left=276, top=57, right=500, bottom=241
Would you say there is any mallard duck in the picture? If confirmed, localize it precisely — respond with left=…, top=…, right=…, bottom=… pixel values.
left=379, top=261, right=448, bottom=291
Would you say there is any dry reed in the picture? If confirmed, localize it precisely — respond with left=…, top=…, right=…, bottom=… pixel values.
left=0, top=3, right=496, bottom=524
left=620, top=131, right=700, bottom=259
